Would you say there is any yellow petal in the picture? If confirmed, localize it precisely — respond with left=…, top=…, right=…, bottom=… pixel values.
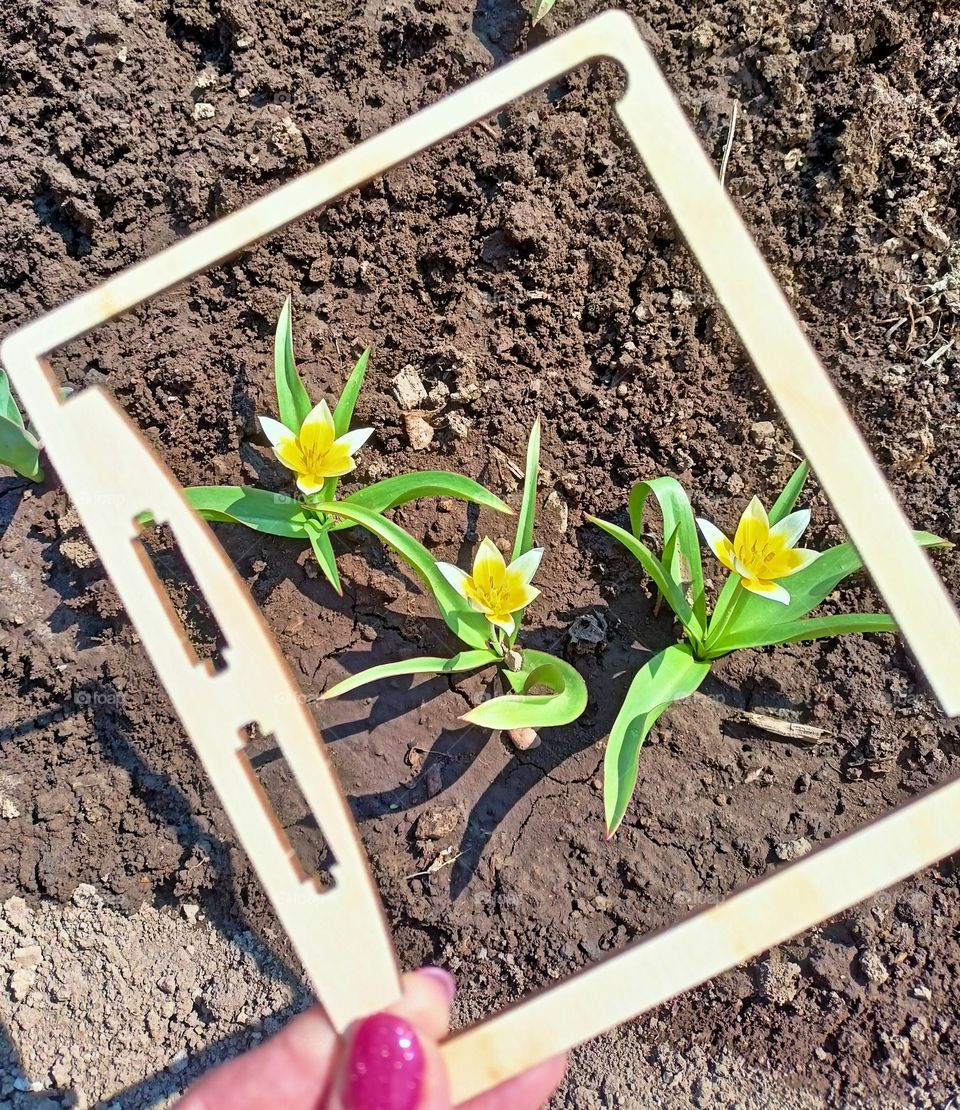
left=471, top=537, right=507, bottom=594
left=696, top=517, right=738, bottom=573
left=733, top=496, right=771, bottom=564
left=741, top=577, right=790, bottom=605
left=275, top=438, right=307, bottom=473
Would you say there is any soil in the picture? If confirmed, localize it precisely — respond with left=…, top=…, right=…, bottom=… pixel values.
left=1, top=0, right=959, bottom=1106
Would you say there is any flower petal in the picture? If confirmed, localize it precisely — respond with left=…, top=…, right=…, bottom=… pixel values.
left=296, top=474, right=327, bottom=495
left=741, top=578, right=790, bottom=605
left=471, top=536, right=507, bottom=590
left=696, top=517, right=738, bottom=573
left=301, top=399, right=335, bottom=433
left=336, top=427, right=374, bottom=456
left=734, top=495, right=770, bottom=560
left=487, top=612, right=516, bottom=635
left=509, top=547, right=543, bottom=585
left=436, top=562, right=470, bottom=597
left=258, top=415, right=295, bottom=448
left=777, top=547, right=820, bottom=578
left=769, top=508, right=811, bottom=549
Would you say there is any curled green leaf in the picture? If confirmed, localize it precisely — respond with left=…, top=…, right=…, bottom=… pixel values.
left=460, top=649, right=587, bottom=730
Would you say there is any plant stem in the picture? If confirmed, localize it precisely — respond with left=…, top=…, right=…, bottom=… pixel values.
left=701, top=581, right=748, bottom=656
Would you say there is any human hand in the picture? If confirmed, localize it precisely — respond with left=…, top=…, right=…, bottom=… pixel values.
left=175, top=967, right=565, bottom=1109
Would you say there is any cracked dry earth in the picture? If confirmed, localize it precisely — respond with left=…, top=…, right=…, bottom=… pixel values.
left=2, top=0, right=960, bottom=1106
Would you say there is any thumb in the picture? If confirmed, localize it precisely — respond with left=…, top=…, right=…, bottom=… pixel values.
left=327, top=967, right=457, bottom=1110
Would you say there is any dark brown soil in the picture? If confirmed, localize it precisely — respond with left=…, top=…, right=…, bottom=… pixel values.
left=2, top=0, right=959, bottom=1105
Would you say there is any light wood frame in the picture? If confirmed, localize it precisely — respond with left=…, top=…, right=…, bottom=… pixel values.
left=3, top=11, right=959, bottom=1103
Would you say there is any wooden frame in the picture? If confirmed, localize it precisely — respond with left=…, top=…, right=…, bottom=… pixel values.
left=3, top=11, right=958, bottom=1103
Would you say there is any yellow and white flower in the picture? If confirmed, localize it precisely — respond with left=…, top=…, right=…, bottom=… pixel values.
left=259, top=400, right=372, bottom=495
left=697, top=496, right=819, bottom=605
left=438, top=537, right=542, bottom=636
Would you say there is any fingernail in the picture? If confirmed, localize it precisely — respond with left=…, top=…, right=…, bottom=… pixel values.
left=343, top=1013, right=424, bottom=1110
left=417, top=965, right=457, bottom=1006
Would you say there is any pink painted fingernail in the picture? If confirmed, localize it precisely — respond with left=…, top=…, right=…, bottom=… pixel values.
left=418, top=965, right=457, bottom=1005
left=343, top=1013, right=425, bottom=1110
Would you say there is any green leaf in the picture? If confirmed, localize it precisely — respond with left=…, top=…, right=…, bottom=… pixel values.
left=708, top=460, right=810, bottom=637
left=707, top=613, right=897, bottom=656
left=512, top=419, right=541, bottom=561
left=605, top=644, right=711, bottom=836
left=304, top=519, right=342, bottom=595
left=0, top=410, right=43, bottom=481
left=587, top=514, right=699, bottom=637
left=715, top=531, right=949, bottom=646
left=530, top=0, right=555, bottom=26
left=335, top=471, right=512, bottom=522
left=769, top=460, right=809, bottom=524
left=0, top=369, right=24, bottom=428
left=274, top=297, right=313, bottom=432
left=143, top=486, right=313, bottom=538
left=321, top=649, right=498, bottom=700
left=460, top=650, right=587, bottom=730
left=333, top=348, right=370, bottom=436
left=629, top=476, right=706, bottom=633
left=311, top=499, right=492, bottom=649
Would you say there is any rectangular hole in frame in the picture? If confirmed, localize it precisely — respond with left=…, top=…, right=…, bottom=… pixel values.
left=238, top=721, right=337, bottom=891
left=132, top=521, right=230, bottom=674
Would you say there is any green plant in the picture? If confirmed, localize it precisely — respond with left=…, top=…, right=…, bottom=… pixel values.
left=588, top=461, right=952, bottom=836
left=530, top=0, right=556, bottom=26
left=321, top=420, right=588, bottom=734
left=153, top=299, right=510, bottom=592
left=0, top=369, right=43, bottom=481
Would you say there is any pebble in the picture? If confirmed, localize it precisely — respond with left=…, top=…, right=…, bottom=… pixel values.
left=415, top=805, right=461, bottom=841
left=858, top=949, right=889, bottom=985
left=774, top=836, right=812, bottom=862
left=507, top=728, right=540, bottom=751
left=392, top=364, right=428, bottom=410
left=402, top=411, right=434, bottom=450
left=192, top=103, right=215, bottom=122
left=749, top=420, right=776, bottom=445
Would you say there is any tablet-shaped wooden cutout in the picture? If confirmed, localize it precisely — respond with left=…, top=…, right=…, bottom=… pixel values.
left=3, top=10, right=959, bottom=1104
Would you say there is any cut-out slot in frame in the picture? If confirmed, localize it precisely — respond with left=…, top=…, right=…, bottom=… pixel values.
left=3, top=11, right=958, bottom=1105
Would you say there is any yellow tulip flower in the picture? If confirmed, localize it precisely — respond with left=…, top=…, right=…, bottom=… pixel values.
left=259, top=400, right=372, bottom=495
left=696, top=495, right=819, bottom=605
left=438, top=537, right=543, bottom=635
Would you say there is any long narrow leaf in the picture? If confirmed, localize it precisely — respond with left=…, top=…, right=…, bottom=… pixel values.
left=332, top=348, right=370, bottom=436
left=460, top=650, right=587, bottom=730
left=511, top=419, right=541, bottom=561
left=304, top=519, right=342, bottom=595
left=605, top=644, right=711, bottom=835
left=0, top=412, right=42, bottom=481
left=769, top=460, right=809, bottom=523
left=310, top=500, right=492, bottom=649
left=322, top=649, right=497, bottom=700
left=336, top=472, right=512, bottom=520
left=587, top=514, right=699, bottom=637
left=164, top=487, right=314, bottom=538
left=707, top=613, right=897, bottom=656
left=721, top=531, right=949, bottom=640
left=629, top=476, right=706, bottom=631
left=274, top=297, right=312, bottom=432
left=0, top=369, right=24, bottom=428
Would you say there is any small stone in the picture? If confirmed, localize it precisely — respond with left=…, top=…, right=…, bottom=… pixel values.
left=774, top=836, right=812, bottom=862
left=13, top=945, right=42, bottom=969
left=749, top=420, right=776, bottom=445
left=10, top=968, right=35, bottom=1001
left=182, top=904, right=200, bottom=924
left=424, top=764, right=443, bottom=799
left=402, top=412, right=434, bottom=450
left=507, top=727, right=540, bottom=751
left=392, top=364, right=428, bottom=410
left=158, top=974, right=177, bottom=995
left=544, top=488, right=569, bottom=533
left=795, top=772, right=812, bottom=793
left=3, top=896, right=31, bottom=930
left=192, top=103, right=215, bottom=122
left=912, top=984, right=932, bottom=1001
left=0, top=796, right=21, bottom=818
left=858, top=949, right=889, bottom=985
left=446, top=410, right=473, bottom=439
left=415, top=804, right=461, bottom=841
left=503, top=649, right=523, bottom=672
